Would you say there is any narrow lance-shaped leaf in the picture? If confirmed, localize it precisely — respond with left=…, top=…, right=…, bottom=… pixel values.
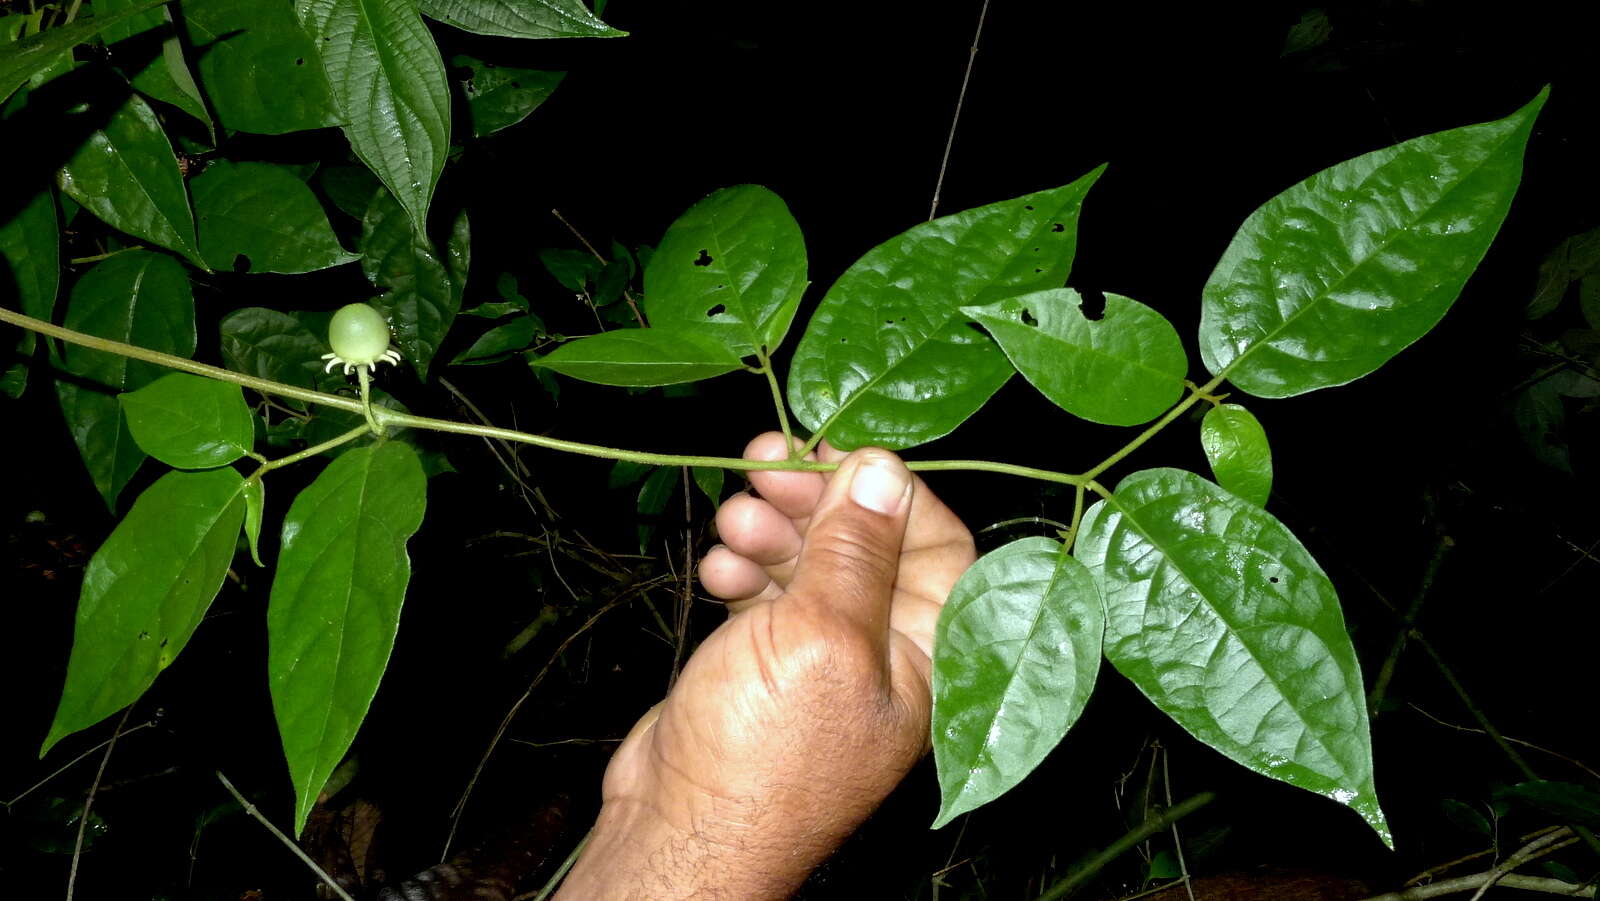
left=0, top=184, right=59, bottom=398
left=645, top=185, right=808, bottom=357
left=192, top=161, right=359, bottom=274
left=416, top=0, right=625, bottom=39
left=269, top=442, right=427, bottom=837
left=1075, top=468, right=1390, bottom=847
left=41, top=468, right=246, bottom=755
left=1201, top=88, right=1548, bottom=398
left=121, top=373, right=255, bottom=469
left=57, top=92, right=204, bottom=267
left=297, top=0, right=451, bottom=233
left=181, top=0, right=341, bottom=134
left=242, top=478, right=265, bottom=567
left=532, top=327, right=743, bottom=387
left=931, top=537, right=1104, bottom=828
left=0, top=0, right=165, bottom=104
left=1200, top=404, right=1272, bottom=506
left=95, top=0, right=212, bottom=131
left=788, top=166, right=1105, bottom=450
left=360, top=189, right=457, bottom=379
left=963, top=288, right=1187, bottom=427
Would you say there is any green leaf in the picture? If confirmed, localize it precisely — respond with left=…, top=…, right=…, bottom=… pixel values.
left=636, top=465, right=676, bottom=551
left=608, top=459, right=649, bottom=489
left=1199, top=404, right=1272, bottom=506
left=787, top=166, right=1105, bottom=450
left=360, top=189, right=456, bottom=379
left=539, top=247, right=599, bottom=292
left=453, top=54, right=563, bottom=137
left=120, top=373, right=254, bottom=469
left=1526, top=226, right=1600, bottom=321
left=446, top=207, right=471, bottom=307
left=691, top=466, right=723, bottom=509
left=182, top=0, right=340, bottom=134
left=60, top=250, right=195, bottom=391
left=450, top=313, right=538, bottom=365
left=0, top=185, right=59, bottom=398
left=962, top=288, right=1187, bottom=426
left=531, top=327, right=743, bottom=387
left=1497, top=781, right=1600, bottom=833
left=56, top=92, right=204, bottom=267
left=1076, top=468, right=1389, bottom=847
left=96, top=0, right=212, bottom=131
left=192, top=161, right=359, bottom=274
left=268, top=442, right=426, bottom=836
left=1201, top=88, right=1548, bottom=398
left=219, top=307, right=339, bottom=407
left=930, top=536, right=1104, bottom=828
left=317, top=165, right=382, bottom=220
left=644, top=184, right=808, bottom=357
left=54, top=380, right=146, bottom=511
left=242, top=477, right=265, bottom=566
left=416, top=0, right=625, bottom=39
left=41, top=468, right=246, bottom=755
left=296, top=0, right=450, bottom=233
left=1512, top=378, right=1570, bottom=473
left=0, top=0, right=165, bottom=104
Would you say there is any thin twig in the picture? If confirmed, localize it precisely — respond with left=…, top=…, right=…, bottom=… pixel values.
left=550, top=208, right=645, bottom=327
left=929, top=0, right=992, bottom=221
left=66, top=708, right=134, bottom=901
left=7, top=720, right=155, bottom=809
left=1364, top=873, right=1594, bottom=900
left=1033, top=792, right=1215, bottom=901
left=214, top=771, right=356, bottom=901
left=1409, top=705, right=1600, bottom=783
left=1369, top=525, right=1455, bottom=717
left=1466, top=829, right=1580, bottom=901
left=1160, top=749, right=1196, bottom=901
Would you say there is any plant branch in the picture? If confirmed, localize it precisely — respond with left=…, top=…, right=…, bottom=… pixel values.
left=67, top=708, right=133, bottom=901
left=756, top=350, right=796, bottom=458
left=1033, top=792, right=1215, bottom=901
left=215, top=771, right=356, bottom=901
left=1082, top=374, right=1228, bottom=482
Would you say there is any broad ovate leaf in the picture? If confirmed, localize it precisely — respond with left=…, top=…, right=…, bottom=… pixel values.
left=56, top=92, right=204, bottom=267
left=360, top=190, right=456, bottom=379
left=192, top=161, right=359, bottom=274
left=787, top=166, right=1104, bottom=450
left=1199, top=404, right=1272, bottom=506
left=1076, top=468, right=1389, bottom=846
left=182, top=0, right=341, bottom=134
left=268, top=442, right=427, bottom=836
left=931, top=537, right=1103, bottom=828
left=532, top=327, right=743, bottom=386
left=963, top=288, right=1187, bottom=426
left=41, top=468, right=246, bottom=755
left=121, top=373, right=254, bottom=469
left=296, top=0, right=450, bottom=233
left=417, top=0, right=625, bottom=38
left=644, top=185, right=808, bottom=357
left=1201, top=88, right=1547, bottom=398
left=59, top=250, right=195, bottom=391
left=95, top=0, right=212, bottom=130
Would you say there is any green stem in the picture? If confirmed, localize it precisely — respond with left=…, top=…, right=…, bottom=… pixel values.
left=253, top=426, right=369, bottom=475
left=755, top=350, right=797, bottom=459
left=1058, top=484, right=1087, bottom=550
left=357, top=366, right=382, bottom=435
left=1081, top=374, right=1228, bottom=482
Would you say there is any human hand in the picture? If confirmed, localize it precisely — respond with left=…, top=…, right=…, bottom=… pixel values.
left=555, top=433, right=975, bottom=899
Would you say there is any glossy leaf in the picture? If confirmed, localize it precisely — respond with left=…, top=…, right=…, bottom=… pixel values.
left=242, top=477, right=265, bottom=567
left=532, top=327, right=743, bottom=387
left=360, top=190, right=456, bottom=379
left=192, top=161, right=359, bottom=274
left=453, top=54, right=563, bottom=137
left=41, top=468, right=246, bottom=755
left=451, top=313, right=539, bottom=365
left=0, top=185, right=59, bottom=398
left=0, top=0, right=164, bottom=104
left=1199, top=404, right=1272, bottom=506
left=962, top=288, right=1186, bottom=426
left=787, top=166, right=1105, bottom=450
left=268, top=442, right=427, bottom=836
left=54, top=380, right=145, bottom=512
left=1498, top=781, right=1600, bottom=833
left=1201, top=89, right=1547, bottom=398
left=96, top=0, right=211, bottom=130
left=60, top=251, right=195, bottom=391
left=219, top=307, right=339, bottom=407
left=317, top=165, right=382, bottom=220
left=931, top=537, right=1104, bottom=828
left=297, top=0, right=450, bottom=233
left=417, top=0, right=625, bottom=39
left=446, top=208, right=471, bottom=307
left=120, top=373, right=254, bottom=469
left=56, top=92, right=203, bottom=266
left=540, top=247, right=598, bottom=292
left=645, top=185, right=808, bottom=357
left=692, top=466, right=723, bottom=509
left=182, top=0, right=340, bottom=134
left=1076, top=467, right=1389, bottom=846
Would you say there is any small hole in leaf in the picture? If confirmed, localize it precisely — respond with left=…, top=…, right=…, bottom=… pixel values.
left=1023, top=204, right=1034, bottom=211
left=1078, top=288, right=1106, bottom=321
left=510, top=81, right=521, bottom=88
left=1269, top=576, right=1280, bottom=584
left=1021, top=308, right=1038, bottom=327
left=295, top=58, right=305, bottom=66
left=1033, top=247, right=1040, bottom=253
left=1033, top=268, right=1043, bottom=274
left=840, top=337, right=847, bottom=343
left=706, top=304, right=726, bottom=317
left=159, top=637, right=169, bottom=648
left=138, top=631, right=150, bottom=640
left=1052, top=223, right=1065, bottom=233
left=693, top=249, right=713, bottom=267
left=232, top=254, right=252, bottom=273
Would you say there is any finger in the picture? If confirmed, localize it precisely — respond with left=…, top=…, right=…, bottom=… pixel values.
left=786, top=448, right=913, bottom=647
left=698, top=545, right=772, bottom=601
left=744, top=433, right=825, bottom=520
left=714, top=493, right=803, bottom=566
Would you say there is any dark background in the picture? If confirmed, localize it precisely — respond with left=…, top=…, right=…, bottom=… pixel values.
left=4, top=1, right=1598, bottom=898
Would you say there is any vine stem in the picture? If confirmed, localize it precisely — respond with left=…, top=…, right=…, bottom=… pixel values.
left=1082, top=373, right=1229, bottom=481
left=755, top=349, right=796, bottom=459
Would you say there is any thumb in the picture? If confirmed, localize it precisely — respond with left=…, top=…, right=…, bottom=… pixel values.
left=786, top=448, right=914, bottom=638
